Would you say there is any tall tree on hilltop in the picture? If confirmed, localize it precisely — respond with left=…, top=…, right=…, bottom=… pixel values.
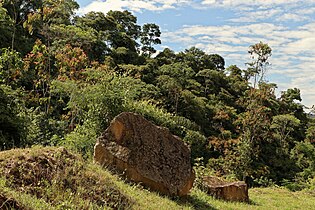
left=140, top=23, right=161, bottom=56
left=246, top=41, right=272, bottom=88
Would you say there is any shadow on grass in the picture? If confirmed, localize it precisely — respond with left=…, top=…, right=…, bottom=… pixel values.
left=173, top=193, right=259, bottom=210
left=247, top=199, right=258, bottom=206
left=174, top=195, right=218, bottom=210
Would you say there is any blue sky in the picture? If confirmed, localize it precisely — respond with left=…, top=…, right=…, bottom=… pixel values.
left=76, top=0, right=315, bottom=109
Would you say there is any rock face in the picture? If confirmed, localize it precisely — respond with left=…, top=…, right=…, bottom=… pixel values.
left=203, top=176, right=249, bottom=202
left=94, top=112, right=195, bottom=196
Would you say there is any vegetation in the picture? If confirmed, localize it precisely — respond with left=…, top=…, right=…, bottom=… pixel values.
left=1, top=146, right=315, bottom=209
left=1, top=0, right=315, bottom=208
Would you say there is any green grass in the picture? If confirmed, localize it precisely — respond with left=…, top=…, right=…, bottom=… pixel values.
left=0, top=146, right=315, bottom=210
left=189, top=187, right=315, bottom=210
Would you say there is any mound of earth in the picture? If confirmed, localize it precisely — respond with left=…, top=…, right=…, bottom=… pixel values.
left=0, top=146, right=134, bottom=209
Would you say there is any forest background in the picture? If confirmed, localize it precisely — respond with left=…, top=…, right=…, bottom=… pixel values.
left=1, top=0, right=315, bottom=191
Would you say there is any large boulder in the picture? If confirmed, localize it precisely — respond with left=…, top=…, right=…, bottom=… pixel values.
left=202, top=176, right=249, bottom=202
left=94, top=112, right=195, bottom=196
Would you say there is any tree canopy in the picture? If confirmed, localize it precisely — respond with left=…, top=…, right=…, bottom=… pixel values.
left=0, top=0, right=314, bottom=191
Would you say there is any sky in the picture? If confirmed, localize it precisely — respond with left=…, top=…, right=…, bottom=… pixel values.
left=76, top=0, right=315, bottom=109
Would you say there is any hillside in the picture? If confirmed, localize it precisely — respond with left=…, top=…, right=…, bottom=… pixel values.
left=1, top=0, right=315, bottom=206
left=0, top=146, right=314, bottom=210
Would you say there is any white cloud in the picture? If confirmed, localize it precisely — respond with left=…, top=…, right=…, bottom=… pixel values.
left=230, top=8, right=282, bottom=22
left=78, top=0, right=191, bottom=15
left=296, top=7, right=315, bottom=15
left=78, top=0, right=124, bottom=14
left=276, top=13, right=309, bottom=22
left=284, top=37, right=315, bottom=54
left=201, top=0, right=311, bottom=8
left=207, top=1, right=315, bottom=24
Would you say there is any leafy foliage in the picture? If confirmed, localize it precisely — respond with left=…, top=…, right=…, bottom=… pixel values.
left=0, top=85, right=26, bottom=150
left=0, top=0, right=314, bottom=193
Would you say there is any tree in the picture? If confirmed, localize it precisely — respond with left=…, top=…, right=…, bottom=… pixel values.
left=106, top=10, right=140, bottom=50
left=23, top=0, right=79, bottom=36
left=226, top=65, right=249, bottom=109
left=271, top=114, right=301, bottom=152
left=140, top=23, right=161, bottom=56
left=155, top=48, right=177, bottom=66
left=156, top=63, right=195, bottom=114
left=74, top=11, right=115, bottom=61
left=306, top=124, right=315, bottom=143
left=246, top=41, right=272, bottom=87
left=102, top=10, right=143, bottom=64
left=107, top=10, right=140, bottom=38
left=230, top=43, right=274, bottom=182
left=235, top=98, right=272, bottom=181
left=0, top=48, right=23, bottom=87
left=75, top=11, right=116, bottom=32
left=281, top=88, right=302, bottom=103
left=2, top=0, right=37, bottom=53
left=232, top=82, right=279, bottom=182
left=48, top=24, right=98, bottom=59
left=23, top=39, right=53, bottom=114
left=2, top=0, right=78, bottom=54
left=0, top=85, right=26, bottom=150
left=279, top=88, right=307, bottom=139
left=208, top=54, right=225, bottom=71
left=196, top=69, right=227, bottom=97
left=54, top=44, right=89, bottom=81
left=177, top=47, right=225, bottom=72
left=0, top=3, right=14, bottom=50
left=291, top=141, right=315, bottom=181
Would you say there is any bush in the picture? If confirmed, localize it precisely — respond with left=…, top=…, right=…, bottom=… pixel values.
left=0, top=85, right=26, bottom=150
left=193, top=157, right=214, bottom=191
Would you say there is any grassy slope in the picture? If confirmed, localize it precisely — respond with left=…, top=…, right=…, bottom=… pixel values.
left=191, top=188, right=315, bottom=210
left=0, top=147, right=314, bottom=210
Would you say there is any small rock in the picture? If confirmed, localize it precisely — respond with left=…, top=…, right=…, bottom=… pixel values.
left=203, top=176, right=249, bottom=202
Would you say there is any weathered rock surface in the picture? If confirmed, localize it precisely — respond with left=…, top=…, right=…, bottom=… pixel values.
left=203, top=176, right=249, bottom=202
left=94, top=112, right=195, bottom=196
